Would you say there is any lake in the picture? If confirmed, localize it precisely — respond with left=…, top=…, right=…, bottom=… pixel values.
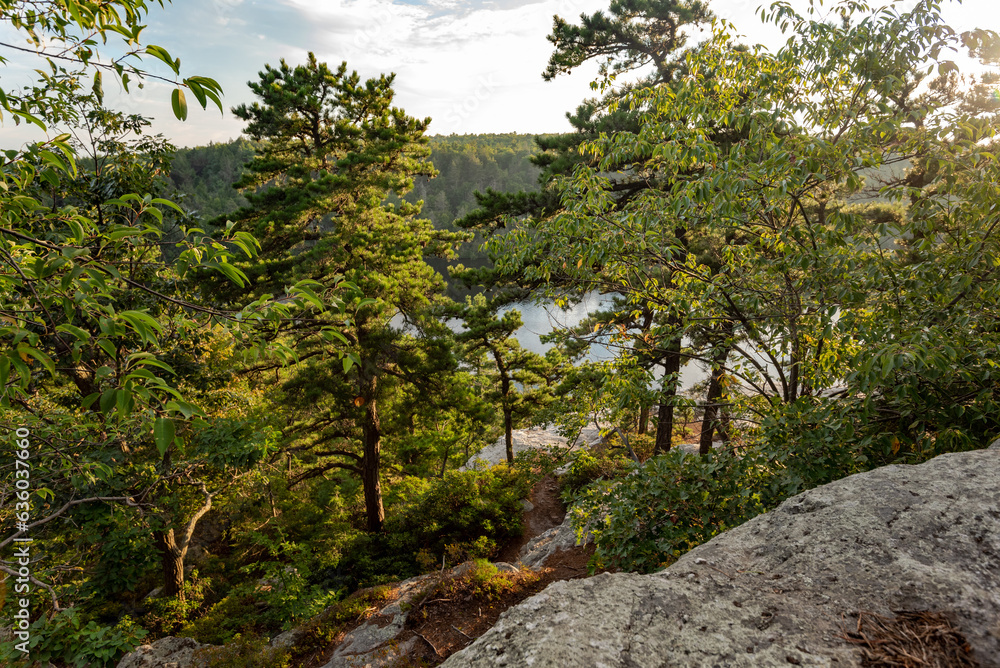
left=426, top=257, right=708, bottom=390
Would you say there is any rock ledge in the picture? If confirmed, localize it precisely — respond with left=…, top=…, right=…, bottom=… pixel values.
left=442, top=445, right=1000, bottom=667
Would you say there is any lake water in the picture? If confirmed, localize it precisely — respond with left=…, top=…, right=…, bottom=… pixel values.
left=426, top=257, right=708, bottom=390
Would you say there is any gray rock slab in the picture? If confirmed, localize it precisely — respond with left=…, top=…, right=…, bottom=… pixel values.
left=321, top=572, right=437, bottom=668
left=116, top=637, right=215, bottom=668
left=517, top=512, right=592, bottom=570
left=443, top=446, right=1000, bottom=667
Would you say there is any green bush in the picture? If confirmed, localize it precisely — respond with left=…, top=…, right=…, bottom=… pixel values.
left=183, top=536, right=343, bottom=644
left=140, top=570, right=212, bottom=636
left=337, top=465, right=535, bottom=587
left=0, top=610, right=147, bottom=668
left=560, top=448, right=634, bottom=503
left=573, top=449, right=764, bottom=573
left=394, top=466, right=533, bottom=560
left=573, top=401, right=942, bottom=575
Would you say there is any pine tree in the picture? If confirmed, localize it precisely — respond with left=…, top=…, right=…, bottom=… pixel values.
left=218, top=54, right=463, bottom=532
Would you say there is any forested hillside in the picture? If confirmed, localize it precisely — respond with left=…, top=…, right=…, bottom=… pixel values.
left=167, top=133, right=544, bottom=257
left=167, top=139, right=257, bottom=219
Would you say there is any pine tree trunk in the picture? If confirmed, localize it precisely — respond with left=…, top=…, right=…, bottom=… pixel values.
left=699, top=370, right=725, bottom=455
left=654, top=400, right=674, bottom=454
left=504, top=407, right=514, bottom=464
left=495, top=349, right=515, bottom=465
left=155, top=530, right=186, bottom=604
left=361, top=373, right=385, bottom=533
left=653, top=336, right=682, bottom=455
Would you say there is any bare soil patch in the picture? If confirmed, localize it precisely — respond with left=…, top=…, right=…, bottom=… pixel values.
left=396, top=550, right=597, bottom=667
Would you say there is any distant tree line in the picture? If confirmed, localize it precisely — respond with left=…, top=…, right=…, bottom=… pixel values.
left=166, top=133, right=544, bottom=258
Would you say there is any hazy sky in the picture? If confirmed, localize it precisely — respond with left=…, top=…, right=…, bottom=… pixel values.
left=1, top=0, right=998, bottom=148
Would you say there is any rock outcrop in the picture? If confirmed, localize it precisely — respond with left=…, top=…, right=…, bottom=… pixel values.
left=116, top=637, right=214, bottom=668
left=319, top=561, right=523, bottom=667
left=461, top=424, right=602, bottom=470
left=319, top=572, right=437, bottom=668
left=517, top=512, right=591, bottom=570
left=442, top=442, right=1000, bottom=667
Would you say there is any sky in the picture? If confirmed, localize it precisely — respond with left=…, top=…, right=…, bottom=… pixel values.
left=1, top=0, right=999, bottom=148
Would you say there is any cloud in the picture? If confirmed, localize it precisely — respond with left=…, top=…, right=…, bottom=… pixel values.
left=276, top=0, right=609, bottom=134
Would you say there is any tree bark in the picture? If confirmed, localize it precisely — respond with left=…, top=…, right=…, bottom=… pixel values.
left=153, top=483, right=215, bottom=603
left=493, top=348, right=515, bottom=465
left=503, top=406, right=514, bottom=464
left=637, top=405, right=649, bottom=435
left=155, top=530, right=186, bottom=603
left=361, top=372, right=385, bottom=533
left=653, top=335, right=682, bottom=455
left=699, top=345, right=730, bottom=455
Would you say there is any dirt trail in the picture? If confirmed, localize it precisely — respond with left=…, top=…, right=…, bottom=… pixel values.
left=496, top=474, right=564, bottom=564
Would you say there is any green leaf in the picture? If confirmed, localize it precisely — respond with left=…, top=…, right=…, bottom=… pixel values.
left=56, top=324, right=91, bottom=342
left=119, top=310, right=164, bottom=346
left=171, top=88, right=188, bottom=121
left=164, top=400, right=203, bottom=419
left=151, top=197, right=184, bottom=215
left=16, top=344, right=55, bottom=376
left=154, top=418, right=175, bottom=458
left=146, top=45, right=180, bottom=73
left=208, top=260, right=247, bottom=287
left=92, top=70, right=103, bottom=103
left=99, top=388, right=116, bottom=414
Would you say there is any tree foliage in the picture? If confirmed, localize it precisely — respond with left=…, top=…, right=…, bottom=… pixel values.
left=542, top=0, right=1000, bottom=570
left=217, top=53, right=465, bottom=533
left=0, top=0, right=339, bottom=619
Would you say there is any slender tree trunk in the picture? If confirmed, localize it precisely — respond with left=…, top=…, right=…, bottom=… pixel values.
left=155, top=530, right=186, bottom=604
left=439, top=443, right=451, bottom=479
left=637, top=405, right=649, bottom=435
left=653, top=336, right=682, bottom=455
left=699, top=344, right=731, bottom=455
left=152, top=484, right=215, bottom=603
left=503, top=406, right=514, bottom=464
left=494, top=349, right=515, bottom=465
left=718, top=407, right=731, bottom=445
left=361, top=373, right=385, bottom=533
left=699, top=371, right=725, bottom=455
left=633, top=307, right=655, bottom=437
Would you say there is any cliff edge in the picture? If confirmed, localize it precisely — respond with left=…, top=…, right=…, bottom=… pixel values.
left=442, top=440, right=1000, bottom=667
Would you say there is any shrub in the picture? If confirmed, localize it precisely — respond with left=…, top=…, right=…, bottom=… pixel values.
left=198, top=634, right=291, bottom=668
left=182, top=540, right=342, bottom=644
left=140, top=570, right=213, bottom=636
left=559, top=448, right=634, bottom=503
left=0, top=610, right=147, bottom=668
left=573, top=449, right=764, bottom=573
left=198, top=633, right=290, bottom=668
left=390, top=466, right=532, bottom=565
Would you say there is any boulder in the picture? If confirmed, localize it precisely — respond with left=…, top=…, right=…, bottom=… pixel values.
left=116, top=637, right=215, bottom=668
left=517, top=512, right=592, bottom=570
left=442, top=444, right=1000, bottom=667
left=315, top=559, right=536, bottom=667
left=318, top=572, right=437, bottom=668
